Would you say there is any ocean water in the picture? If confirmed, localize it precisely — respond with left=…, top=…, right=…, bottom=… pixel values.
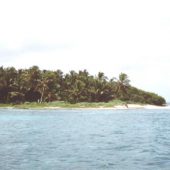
left=0, top=109, right=170, bottom=170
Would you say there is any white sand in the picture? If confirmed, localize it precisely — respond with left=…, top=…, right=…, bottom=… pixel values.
left=1, top=104, right=169, bottom=110
left=41, top=104, right=169, bottom=110
left=113, top=104, right=170, bottom=110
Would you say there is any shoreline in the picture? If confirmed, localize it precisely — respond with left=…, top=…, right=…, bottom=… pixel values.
left=43, top=104, right=170, bottom=110
left=0, top=104, right=169, bottom=110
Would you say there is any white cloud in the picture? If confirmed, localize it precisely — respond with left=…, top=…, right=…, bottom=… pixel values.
left=0, top=0, right=170, bottom=101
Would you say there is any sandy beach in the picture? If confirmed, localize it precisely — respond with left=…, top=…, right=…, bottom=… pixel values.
left=113, top=104, right=170, bottom=110
left=0, top=104, right=169, bottom=110
left=41, top=104, right=170, bottom=110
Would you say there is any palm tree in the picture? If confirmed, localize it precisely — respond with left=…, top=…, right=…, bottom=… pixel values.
left=36, top=79, right=49, bottom=103
left=37, top=70, right=58, bottom=103
left=116, top=73, right=130, bottom=100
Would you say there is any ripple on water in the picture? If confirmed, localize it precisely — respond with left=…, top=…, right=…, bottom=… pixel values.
left=0, top=109, right=170, bottom=170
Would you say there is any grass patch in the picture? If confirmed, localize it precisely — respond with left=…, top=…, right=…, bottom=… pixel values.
left=0, top=100, right=128, bottom=109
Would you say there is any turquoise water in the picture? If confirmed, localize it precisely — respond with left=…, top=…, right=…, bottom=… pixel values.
left=0, top=109, right=170, bottom=170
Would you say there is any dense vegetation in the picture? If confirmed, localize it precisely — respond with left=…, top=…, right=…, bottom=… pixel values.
left=0, top=66, right=166, bottom=106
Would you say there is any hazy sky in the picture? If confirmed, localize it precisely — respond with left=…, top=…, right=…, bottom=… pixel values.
left=0, top=0, right=170, bottom=101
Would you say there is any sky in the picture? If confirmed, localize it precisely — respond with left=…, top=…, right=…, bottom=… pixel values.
left=0, top=0, right=170, bottom=101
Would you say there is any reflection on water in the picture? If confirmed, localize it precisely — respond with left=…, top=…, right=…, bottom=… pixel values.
left=0, top=109, right=170, bottom=170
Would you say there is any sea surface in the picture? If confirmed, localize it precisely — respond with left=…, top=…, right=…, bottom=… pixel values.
left=0, top=109, right=170, bottom=170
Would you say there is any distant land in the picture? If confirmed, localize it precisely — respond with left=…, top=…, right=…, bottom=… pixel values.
left=0, top=66, right=166, bottom=107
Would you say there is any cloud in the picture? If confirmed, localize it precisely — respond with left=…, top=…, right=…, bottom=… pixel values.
left=1, top=42, right=68, bottom=53
left=0, top=0, right=170, bottom=101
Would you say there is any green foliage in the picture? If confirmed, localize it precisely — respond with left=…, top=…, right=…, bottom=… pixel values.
left=128, top=87, right=166, bottom=106
left=0, top=66, right=166, bottom=106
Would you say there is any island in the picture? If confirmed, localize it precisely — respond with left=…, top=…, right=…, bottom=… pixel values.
left=0, top=66, right=166, bottom=109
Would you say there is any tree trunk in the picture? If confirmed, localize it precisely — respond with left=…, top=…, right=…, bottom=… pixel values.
left=40, top=86, right=45, bottom=103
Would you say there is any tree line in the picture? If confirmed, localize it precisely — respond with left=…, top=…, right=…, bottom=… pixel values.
left=0, top=66, right=166, bottom=105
